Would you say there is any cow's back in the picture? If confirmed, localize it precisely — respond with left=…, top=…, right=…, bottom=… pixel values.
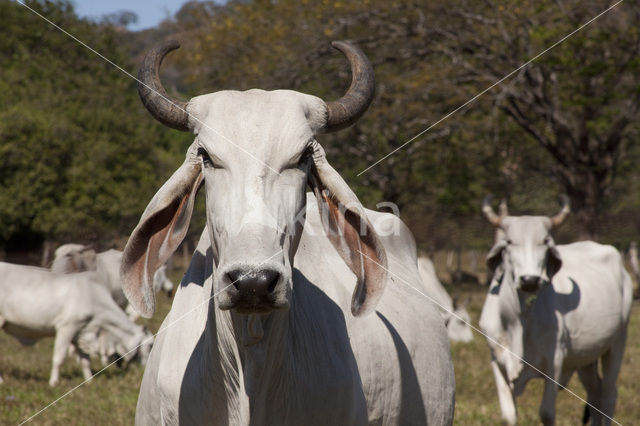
left=0, top=262, right=93, bottom=335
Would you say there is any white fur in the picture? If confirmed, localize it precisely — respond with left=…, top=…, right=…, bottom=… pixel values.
left=0, top=263, right=152, bottom=386
left=480, top=215, right=632, bottom=425
left=130, top=90, right=455, bottom=425
left=417, top=257, right=473, bottom=343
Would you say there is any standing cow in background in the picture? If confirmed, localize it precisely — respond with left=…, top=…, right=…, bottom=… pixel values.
left=479, top=196, right=632, bottom=425
left=417, top=257, right=473, bottom=342
left=51, top=245, right=174, bottom=319
left=121, top=40, right=455, bottom=425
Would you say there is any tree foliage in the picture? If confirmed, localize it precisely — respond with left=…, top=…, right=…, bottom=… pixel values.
left=163, top=0, right=640, bottom=245
left=0, top=0, right=187, bottom=250
left=2, top=0, right=639, bottom=256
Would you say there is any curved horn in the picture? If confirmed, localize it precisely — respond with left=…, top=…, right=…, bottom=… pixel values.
left=323, top=41, right=375, bottom=132
left=482, top=195, right=502, bottom=227
left=498, top=198, right=509, bottom=218
left=550, top=194, right=571, bottom=227
left=138, top=40, right=190, bottom=131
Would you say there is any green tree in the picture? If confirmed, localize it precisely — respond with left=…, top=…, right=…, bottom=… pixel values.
left=434, top=0, right=640, bottom=239
left=0, top=0, right=187, bottom=253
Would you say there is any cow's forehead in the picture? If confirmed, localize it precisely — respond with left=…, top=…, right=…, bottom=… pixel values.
left=502, top=216, right=550, bottom=242
left=187, top=89, right=327, bottom=160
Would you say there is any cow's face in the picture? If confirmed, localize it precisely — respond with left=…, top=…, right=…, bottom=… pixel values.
left=487, top=216, right=562, bottom=293
left=189, top=90, right=326, bottom=313
left=121, top=41, right=387, bottom=319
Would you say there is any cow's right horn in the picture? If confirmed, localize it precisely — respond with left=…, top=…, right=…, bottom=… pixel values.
left=482, top=195, right=502, bottom=226
left=138, top=40, right=190, bottom=132
left=550, top=194, right=570, bottom=227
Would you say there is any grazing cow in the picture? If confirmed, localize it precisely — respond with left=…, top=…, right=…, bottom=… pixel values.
left=121, top=40, right=455, bottom=425
left=417, top=257, right=473, bottom=342
left=0, top=262, right=153, bottom=386
left=73, top=323, right=153, bottom=368
left=51, top=245, right=174, bottom=318
left=479, top=196, right=632, bottom=425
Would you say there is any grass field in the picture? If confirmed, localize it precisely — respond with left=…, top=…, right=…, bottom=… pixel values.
left=1, top=267, right=638, bottom=425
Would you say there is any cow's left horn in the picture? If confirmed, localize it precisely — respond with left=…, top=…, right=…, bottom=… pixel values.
left=323, top=41, right=375, bottom=132
left=138, top=40, right=190, bottom=132
left=550, top=194, right=570, bottom=227
left=482, top=195, right=502, bottom=227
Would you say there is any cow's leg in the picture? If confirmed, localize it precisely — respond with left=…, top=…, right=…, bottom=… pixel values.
left=49, top=325, right=80, bottom=386
left=539, top=377, right=559, bottom=426
left=491, top=360, right=516, bottom=425
left=539, top=356, right=563, bottom=426
left=74, top=346, right=93, bottom=381
left=599, top=332, right=627, bottom=426
left=577, top=362, right=602, bottom=425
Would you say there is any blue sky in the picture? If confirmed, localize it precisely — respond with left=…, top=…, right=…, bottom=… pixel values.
left=73, top=0, right=195, bottom=31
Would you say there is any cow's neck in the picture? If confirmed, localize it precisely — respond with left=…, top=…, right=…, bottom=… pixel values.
left=495, top=270, right=547, bottom=385
left=203, top=298, right=297, bottom=421
left=494, top=272, right=527, bottom=382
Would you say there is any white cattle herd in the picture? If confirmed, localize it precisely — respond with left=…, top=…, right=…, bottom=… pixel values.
left=0, top=39, right=634, bottom=425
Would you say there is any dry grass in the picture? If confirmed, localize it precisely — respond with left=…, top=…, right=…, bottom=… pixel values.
left=0, top=288, right=173, bottom=425
left=1, top=266, right=638, bottom=425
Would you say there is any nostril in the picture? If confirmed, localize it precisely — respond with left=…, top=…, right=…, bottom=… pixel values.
left=263, top=270, right=280, bottom=294
left=227, top=268, right=280, bottom=295
left=226, top=270, right=244, bottom=290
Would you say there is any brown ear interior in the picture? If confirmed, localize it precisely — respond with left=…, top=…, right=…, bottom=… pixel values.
left=122, top=170, right=202, bottom=318
left=313, top=177, right=386, bottom=316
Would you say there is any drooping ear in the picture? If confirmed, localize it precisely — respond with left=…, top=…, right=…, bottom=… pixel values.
left=486, top=240, right=507, bottom=272
left=545, top=239, right=563, bottom=280
left=308, top=146, right=387, bottom=316
left=121, top=152, right=203, bottom=318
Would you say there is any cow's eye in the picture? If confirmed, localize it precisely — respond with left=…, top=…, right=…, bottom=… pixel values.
left=198, top=148, right=214, bottom=167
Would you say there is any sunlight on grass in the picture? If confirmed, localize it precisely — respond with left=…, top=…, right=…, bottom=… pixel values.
left=1, top=266, right=638, bottom=424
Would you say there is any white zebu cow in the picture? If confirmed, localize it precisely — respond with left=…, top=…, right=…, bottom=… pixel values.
left=52, top=245, right=174, bottom=319
left=417, top=256, right=473, bottom=342
left=479, top=197, right=632, bottom=425
left=50, top=243, right=96, bottom=273
left=121, top=40, right=455, bottom=425
left=0, top=262, right=153, bottom=386
left=95, top=249, right=173, bottom=319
